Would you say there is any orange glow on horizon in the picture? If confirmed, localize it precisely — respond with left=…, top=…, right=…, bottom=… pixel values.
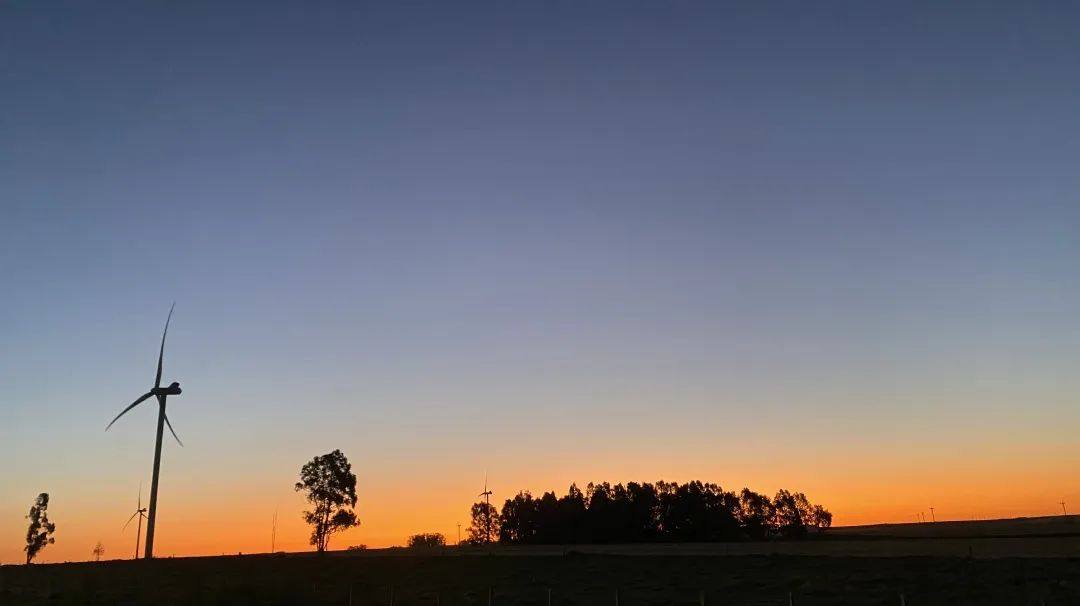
left=5, top=450, right=1077, bottom=565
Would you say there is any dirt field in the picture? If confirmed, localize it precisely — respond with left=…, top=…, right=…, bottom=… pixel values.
left=4, top=516, right=1079, bottom=605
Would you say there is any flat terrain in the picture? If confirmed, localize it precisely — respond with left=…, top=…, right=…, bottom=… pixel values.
left=4, top=551, right=1080, bottom=605
left=3, top=516, right=1078, bottom=605
left=830, top=515, right=1080, bottom=540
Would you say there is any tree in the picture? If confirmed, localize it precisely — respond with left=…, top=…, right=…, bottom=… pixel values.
left=655, top=481, right=740, bottom=542
left=466, top=501, right=500, bottom=544
left=467, top=480, right=830, bottom=546
left=499, top=491, right=539, bottom=543
left=294, top=449, right=359, bottom=552
left=407, top=532, right=446, bottom=547
left=92, top=541, right=105, bottom=562
left=558, top=484, right=588, bottom=543
left=25, top=493, right=56, bottom=564
left=737, top=488, right=775, bottom=540
left=772, top=489, right=807, bottom=538
left=810, top=505, right=833, bottom=531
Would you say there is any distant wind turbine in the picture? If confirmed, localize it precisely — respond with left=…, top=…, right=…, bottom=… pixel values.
left=1061, top=501, right=1068, bottom=516
left=271, top=508, right=278, bottom=553
left=122, top=483, right=149, bottom=560
left=106, top=304, right=184, bottom=560
left=479, top=473, right=494, bottom=544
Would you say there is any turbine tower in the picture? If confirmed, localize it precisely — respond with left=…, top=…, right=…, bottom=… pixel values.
left=106, top=304, right=184, bottom=559
left=478, top=473, right=494, bottom=544
left=122, top=484, right=149, bottom=559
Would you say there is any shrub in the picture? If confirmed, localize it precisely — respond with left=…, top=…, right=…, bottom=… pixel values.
left=407, top=533, right=446, bottom=548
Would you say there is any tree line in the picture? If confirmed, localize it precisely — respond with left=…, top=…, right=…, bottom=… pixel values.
left=19, top=453, right=834, bottom=563
left=466, top=481, right=832, bottom=544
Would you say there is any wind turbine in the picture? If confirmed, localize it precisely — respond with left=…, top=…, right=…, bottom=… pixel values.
left=478, top=473, right=494, bottom=544
left=271, top=508, right=278, bottom=553
left=106, top=304, right=184, bottom=559
left=1061, top=501, right=1068, bottom=516
left=122, top=484, right=149, bottom=560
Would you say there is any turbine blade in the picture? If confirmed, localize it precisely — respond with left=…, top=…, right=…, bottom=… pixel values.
left=154, top=303, right=175, bottom=389
left=164, top=411, right=184, bottom=447
left=105, top=392, right=154, bottom=431
left=122, top=511, right=139, bottom=532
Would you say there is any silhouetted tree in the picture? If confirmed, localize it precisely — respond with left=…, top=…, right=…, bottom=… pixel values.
left=466, top=501, right=500, bottom=544
left=623, top=482, right=662, bottom=542
left=25, top=493, right=56, bottom=564
left=482, top=480, right=830, bottom=545
left=656, top=481, right=740, bottom=542
left=294, top=449, right=359, bottom=552
left=499, top=491, right=539, bottom=543
left=772, top=489, right=807, bottom=538
left=407, top=532, right=446, bottom=547
left=531, top=491, right=563, bottom=543
left=737, top=488, right=775, bottom=539
left=559, top=483, right=588, bottom=542
left=471, top=480, right=829, bottom=545
left=92, top=541, right=105, bottom=561
left=789, top=491, right=832, bottom=532
left=811, top=504, right=833, bottom=531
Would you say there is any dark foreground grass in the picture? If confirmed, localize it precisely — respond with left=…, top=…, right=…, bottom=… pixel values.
left=3, top=552, right=1080, bottom=605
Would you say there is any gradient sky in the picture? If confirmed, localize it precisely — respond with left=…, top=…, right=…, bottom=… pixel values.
left=2, top=1, right=1079, bottom=563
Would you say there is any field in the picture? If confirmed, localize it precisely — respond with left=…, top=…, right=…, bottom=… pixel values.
left=3, top=516, right=1079, bottom=605
left=830, top=515, right=1079, bottom=540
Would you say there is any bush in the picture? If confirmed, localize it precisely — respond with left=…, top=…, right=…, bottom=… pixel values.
left=407, top=533, right=446, bottom=548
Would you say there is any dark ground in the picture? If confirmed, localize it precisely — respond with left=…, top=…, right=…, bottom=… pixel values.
left=3, top=550, right=1080, bottom=605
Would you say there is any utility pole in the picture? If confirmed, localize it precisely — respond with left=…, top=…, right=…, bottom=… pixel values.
left=929, top=507, right=935, bottom=522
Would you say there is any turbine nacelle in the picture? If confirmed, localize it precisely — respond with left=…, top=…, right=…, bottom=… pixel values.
left=105, top=306, right=184, bottom=446
left=152, top=382, right=182, bottom=397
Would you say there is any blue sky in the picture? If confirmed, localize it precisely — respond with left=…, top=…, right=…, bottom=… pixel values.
left=2, top=1, right=1079, bottom=561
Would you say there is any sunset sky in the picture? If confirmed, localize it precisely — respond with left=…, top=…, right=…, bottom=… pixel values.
left=3, top=1, right=1079, bottom=564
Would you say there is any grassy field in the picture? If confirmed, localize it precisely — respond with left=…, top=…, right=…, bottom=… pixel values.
left=3, top=516, right=1079, bottom=605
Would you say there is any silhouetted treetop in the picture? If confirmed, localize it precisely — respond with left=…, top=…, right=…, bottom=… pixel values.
left=485, top=481, right=830, bottom=545
left=407, top=532, right=446, bottom=548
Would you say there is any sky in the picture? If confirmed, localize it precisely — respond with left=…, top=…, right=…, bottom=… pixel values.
left=2, top=0, right=1079, bottom=563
